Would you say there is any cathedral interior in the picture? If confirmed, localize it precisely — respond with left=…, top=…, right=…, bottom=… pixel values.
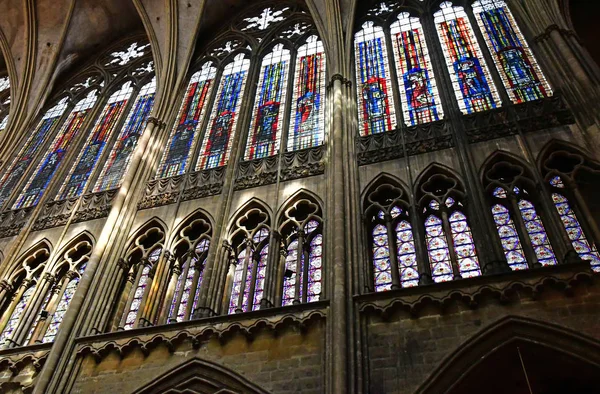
left=0, top=0, right=598, bottom=393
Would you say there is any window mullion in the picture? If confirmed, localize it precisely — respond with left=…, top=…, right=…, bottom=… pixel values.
left=384, top=215, right=402, bottom=289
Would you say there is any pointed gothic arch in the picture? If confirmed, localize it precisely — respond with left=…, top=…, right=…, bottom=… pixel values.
left=418, top=315, right=600, bottom=394
left=132, top=357, right=270, bottom=394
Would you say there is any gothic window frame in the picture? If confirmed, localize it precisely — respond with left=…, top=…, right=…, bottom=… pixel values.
left=226, top=205, right=272, bottom=314
left=0, top=72, right=11, bottom=132
left=0, top=241, right=50, bottom=348
left=166, top=211, right=213, bottom=323
left=364, top=180, right=420, bottom=292
left=25, top=234, right=93, bottom=345
left=115, top=222, right=166, bottom=331
left=483, top=155, right=558, bottom=270
left=416, top=169, right=482, bottom=283
left=539, top=143, right=600, bottom=271
left=278, top=194, right=324, bottom=306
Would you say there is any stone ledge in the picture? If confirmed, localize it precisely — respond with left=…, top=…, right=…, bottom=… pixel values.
left=355, top=261, right=594, bottom=318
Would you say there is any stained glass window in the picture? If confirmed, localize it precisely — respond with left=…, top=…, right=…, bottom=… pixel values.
left=472, top=0, right=551, bottom=103
left=425, top=214, right=453, bottom=282
left=168, top=259, right=196, bottom=323
left=0, top=76, right=10, bottom=132
left=396, top=219, right=419, bottom=287
left=228, top=228, right=269, bottom=314
left=282, top=220, right=322, bottom=305
left=0, top=285, right=36, bottom=348
left=57, top=82, right=134, bottom=199
left=355, top=21, right=396, bottom=136
left=42, top=277, right=79, bottom=343
left=372, top=223, right=392, bottom=291
left=518, top=198, right=557, bottom=266
left=551, top=188, right=600, bottom=271
left=287, top=35, right=326, bottom=151
left=157, top=63, right=217, bottom=178
left=434, top=1, right=500, bottom=114
left=25, top=289, right=52, bottom=345
left=449, top=211, right=481, bottom=277
left=491, top=202, right=528, bottom=270
left=245, top=45, right=290, bottom=160
left=197, top=54, right=250, bottom=170
left=14, top=90, right=99, bottom=209
left=0, top=76, right=9, bottom=92
left=94, top=77, right=156, bottom=192
left=390, top=13, right=443, bottom=125
left=0, top=98, right=69, bottom=207
left=124, top=247, right=160, bottom=330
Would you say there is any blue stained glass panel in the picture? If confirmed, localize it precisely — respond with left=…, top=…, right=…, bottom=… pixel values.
left=198, top=54, right=250, bottom=170
left=0, top=285, right=36, bottom=348
left=58, top=83, right=134, bottom=199
left=355, top=22, right=396, bottom=136
left=518, top=199, right=557, bottom=266
left=14, top=91, right=99, bottom=209
left=425, top=213, right=453, bottom=282
left=492, top=203, right=528, bottom=270
left=94, top=78, right=156, bottom=192
left=391, top=13, right=444, bottom=125
left=473, top=0, right=551, bottom=103
left=434, top=2, right=500, bottom=114
left=42, top=277, right=80, bottom=343
left=0, top=98, right=69, bottom=207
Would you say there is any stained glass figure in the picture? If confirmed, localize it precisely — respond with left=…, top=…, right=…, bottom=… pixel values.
left=14, top=90, right=99, bottom=209
left=434, top=2, right=500, bottom=114
left=245, top=44, right=290, bottom=160
left=491, top=202, right=528, bottom=270
left=518, top=198, right=557, bottom=266
left=58, top=82, right=134, bottom=199
left=425, top=214, right=453, bottom=282
left=396, top=219, right=419, bottom=287
left=288, top=36, right=326, bottom=151
left=42, top=277, right=79, bottom=343
left=0, top=285, right=36, bottom=348
left=552, top=191, right=600, bottom=271
left=124, top=247, right=161, bottom=330
left=168, top=259, right=196, bottom=323
left=449, top=211, right=481, bottom=277
left=157, top=63, right=217, bottom=178
left=228, top=228, right=269, bottom=314
left=391, top=13, right=443, bottom=125
left=355, top=21, right=396, bottom=136
left=94, top=78, right=156, bottom=192
left=198, top=54, right=250, bottom=170
left=0, top=98, right=69, bottom=207
left=473, top=0, right=551, bottom=103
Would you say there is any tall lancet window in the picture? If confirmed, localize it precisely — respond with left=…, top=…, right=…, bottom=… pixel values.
left=157, top=63, right=217, bottom=178
left=287, top=35, right=326, bottom=151
left=245, top=44, right=291, bottom=160
left=550, top=176, right=600, bottom=271
left=0, top=285, right=36, bottom=348
left=434, top=1, right=500, bottom=114
left=227, top=207, right=271, bottom=315
left=472, top=0, right=552, bottom=103
left=355, top=21, right=396, bottom=136
left=390, top=12, right=443, bottom=125
left=57, top=82, right=134, bottom=199
left=0, top=98, right=69, bottom=207
left=94, top=77, right=156, bottom=192
left=167, top=213, right=212, bottom=323
left=123, top=247, right=162, bottom=330
left=365, top=183, right=418, bottom=292
left=0, top=75, right=10, bottom=132
left=197, top=54, right=250, bottom=170
left=14, top=90, right=99, bottom=209
left=280, top=197, right=324, bottom=305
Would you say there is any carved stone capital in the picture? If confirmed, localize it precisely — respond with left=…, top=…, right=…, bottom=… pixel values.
left=146, top=117, right=161, bottom=127
left=42, top=272, right=56, bottom=286
left=0, top=279, right=13, bottom=293
left=116, top=257, right=129, bottom=272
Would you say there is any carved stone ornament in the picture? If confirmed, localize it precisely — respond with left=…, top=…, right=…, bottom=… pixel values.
left=0, top=208, right=34, bottom=239
left=357, top=120, right=452, bottom=166
left=280, top=145, right=325, bottom=181
left=234, top=156, right=279, bottom=190
left=181, top=167, right=225, bottom=203
left=73, top=189, right=119, bottom=223
left=32, top=197, right=79, bottom=231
